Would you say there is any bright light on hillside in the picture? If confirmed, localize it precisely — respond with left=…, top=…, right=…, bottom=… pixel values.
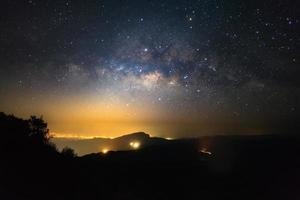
left=102, top=148, right=109, bottom=154
left=129, top=141, right=140, bottom=149
left=200, top=148, right=212, bottom=155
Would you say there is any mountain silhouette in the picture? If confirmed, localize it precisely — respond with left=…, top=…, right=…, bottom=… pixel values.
left=114, top=131, right=150, bottom=140
left=53, top=132, right=169, bottom=155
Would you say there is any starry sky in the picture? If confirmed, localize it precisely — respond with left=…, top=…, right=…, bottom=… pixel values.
left=0, top=0, right=299, bottom=138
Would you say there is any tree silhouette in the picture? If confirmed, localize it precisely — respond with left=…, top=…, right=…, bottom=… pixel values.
left=28, top=115, right=50, bottom=145
left=61, top=146, right=77, bottom=157
left=0, top=112, right=57, bottom=155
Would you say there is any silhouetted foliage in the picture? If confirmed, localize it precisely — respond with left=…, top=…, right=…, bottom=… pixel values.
left=28, top=115, right=50, bottom=144
left=0, top=112, right=55, bottom=153
left=61, top=146, right=77, bottom=157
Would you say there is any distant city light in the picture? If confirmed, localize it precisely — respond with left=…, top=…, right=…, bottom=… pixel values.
left=130, top=141, right=140, bottom=149
left=102, top=148, right=109, bottom=154
left=200, top=148, right=212, bottom=155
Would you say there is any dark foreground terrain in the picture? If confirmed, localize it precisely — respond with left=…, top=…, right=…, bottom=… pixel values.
left=1, top=112, right=300, bottom=200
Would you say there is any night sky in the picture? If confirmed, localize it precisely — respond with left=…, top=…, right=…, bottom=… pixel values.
left=0, top=0, right=299, bottom=138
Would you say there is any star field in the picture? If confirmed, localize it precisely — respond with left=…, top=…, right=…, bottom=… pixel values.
left=0, top=0, right=299, bottom=137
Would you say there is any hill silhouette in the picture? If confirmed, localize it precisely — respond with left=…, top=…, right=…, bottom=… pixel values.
left=53, top=132, right=168, bottom=155
left=1, top=112, right=300, bottom=200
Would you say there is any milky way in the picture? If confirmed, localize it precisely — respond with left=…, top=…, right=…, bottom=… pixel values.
left=0, top=0, right=299, bottom=137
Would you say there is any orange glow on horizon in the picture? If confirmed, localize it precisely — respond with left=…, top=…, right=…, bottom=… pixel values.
left=2, top=92, right=257, bottom=139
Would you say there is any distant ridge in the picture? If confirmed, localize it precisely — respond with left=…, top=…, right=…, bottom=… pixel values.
left=52, top=132, right=167, bottom=156
left=114, top=132, right=150, bottom=140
